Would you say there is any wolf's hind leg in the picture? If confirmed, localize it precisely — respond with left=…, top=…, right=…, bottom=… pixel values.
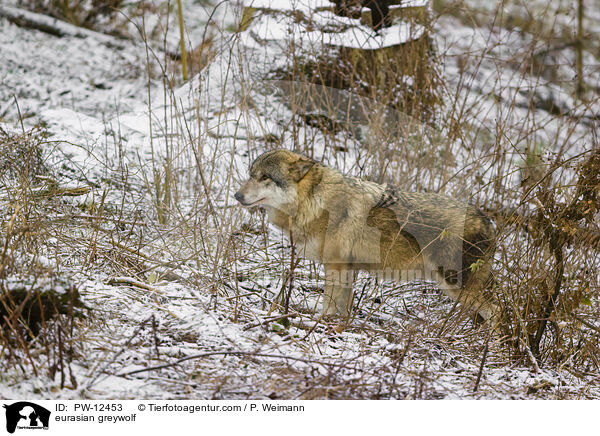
left=441, top=260, right=499, bottom=324
left=323, top=264, right=355, bottom=317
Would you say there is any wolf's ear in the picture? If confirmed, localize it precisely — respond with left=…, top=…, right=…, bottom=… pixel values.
left=290, top=157, right=315, bottom=182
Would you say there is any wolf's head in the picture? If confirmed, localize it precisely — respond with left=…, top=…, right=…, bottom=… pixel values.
left=235, top=149, right=316, bottom=210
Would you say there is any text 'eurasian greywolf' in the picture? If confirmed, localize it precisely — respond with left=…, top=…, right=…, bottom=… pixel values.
left=235, top=149, right=498, bottom=325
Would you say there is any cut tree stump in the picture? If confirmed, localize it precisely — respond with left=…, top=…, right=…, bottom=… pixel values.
left=239, top=0, right=438, bottom=121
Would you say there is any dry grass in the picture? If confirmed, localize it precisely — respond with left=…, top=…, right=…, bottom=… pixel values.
left=1, top=0, right=599, bottom=398
left=23, top=0, right=124, bottom=29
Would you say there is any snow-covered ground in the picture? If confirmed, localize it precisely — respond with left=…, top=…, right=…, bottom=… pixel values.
left=0, top=0, right=599, bottom=399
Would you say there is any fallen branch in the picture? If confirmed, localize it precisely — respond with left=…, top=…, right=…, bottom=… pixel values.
left=107, top=277, right=163, bottom=294
left=118, top=350, right=359, bottom=377
left=84, top=316, right=153, bottom=390
left=110, top=240, right=152, bottom=258
left=0, top=185, right=91, bottom=201
left=35, top=186, right=91, bottom=198
left=0, top=6, right=183, bottom=63
left=0, top=5, right=127, bottom=49
left=243, top=312, right=299, bottom=330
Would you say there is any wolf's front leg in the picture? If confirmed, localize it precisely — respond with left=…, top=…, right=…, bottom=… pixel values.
left=323, top=264, right=355, bottom=317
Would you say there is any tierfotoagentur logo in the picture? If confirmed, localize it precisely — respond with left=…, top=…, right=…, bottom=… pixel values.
left=3, top=402, right=50, bottom=434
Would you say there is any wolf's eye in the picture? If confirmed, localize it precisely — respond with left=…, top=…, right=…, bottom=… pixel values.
left=259, top=174, right=270, bottom=182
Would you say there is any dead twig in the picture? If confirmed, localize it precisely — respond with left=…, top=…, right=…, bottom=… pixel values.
left=118, top=350, right=360, bottom=377
left=243, top=312, right=299, bottom=331
left=84, top=316, right=153, bottom=390
left=107, top=277, right=164, bottom=294
left=0, top=185, right=91, bottom=201
left=473, top=342, right=489, bottom=393
left=520, top=338, right=541, bottom=374
left=569, top=313, right=600, bottom=335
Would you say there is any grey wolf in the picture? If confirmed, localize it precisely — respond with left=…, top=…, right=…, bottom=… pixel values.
left=235, top=149, right=498, bottom=325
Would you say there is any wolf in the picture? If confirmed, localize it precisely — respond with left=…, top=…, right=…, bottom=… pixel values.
left=235, top=149, right=498, bottom=325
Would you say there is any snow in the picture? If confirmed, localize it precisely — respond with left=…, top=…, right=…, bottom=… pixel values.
left=244, top=0, right=429, bottom=12
left=392, top=0, right=429, bottom=8
left=0, top=0, right=599, bottom=400
left=243, top=6, right=425, bottom=49
left=0, top=4, right=131, bottom=44
left=244, top=0, right=333, bottom=12
left=311, top=21, right=424, bottom=49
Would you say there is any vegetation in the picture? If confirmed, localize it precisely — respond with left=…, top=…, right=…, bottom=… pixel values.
left=1, top=0, right=598, bottom=398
